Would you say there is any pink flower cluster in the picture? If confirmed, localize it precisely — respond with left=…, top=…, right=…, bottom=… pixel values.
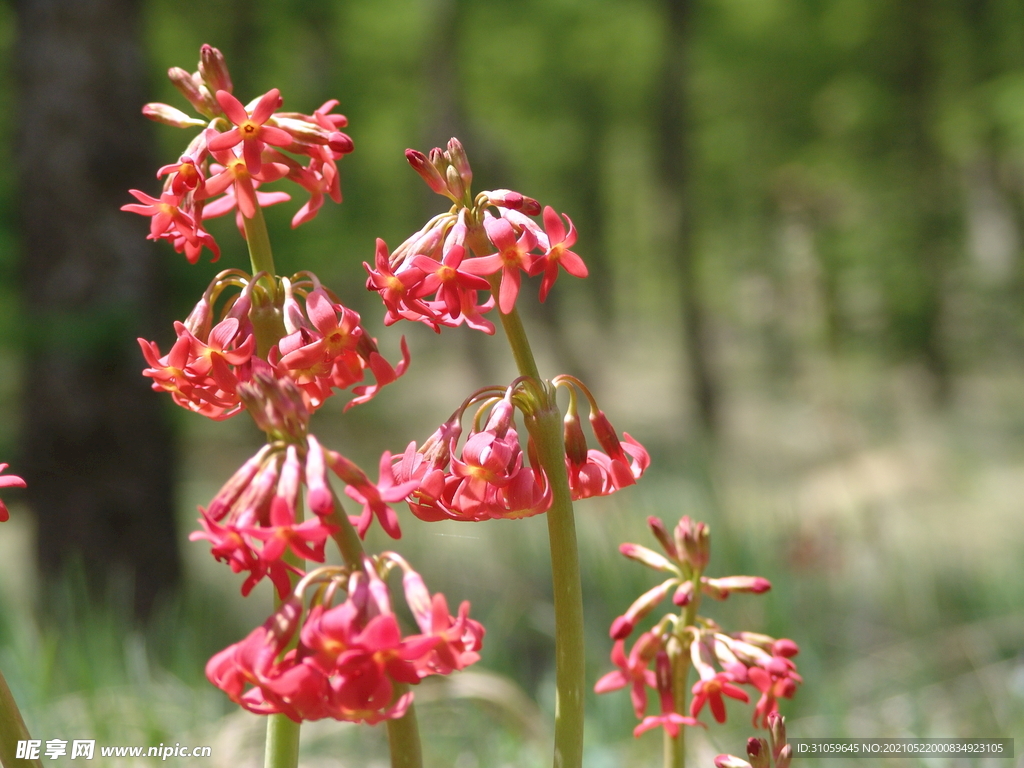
left=364, top=140, right=587, bottom=334
left=596, top=515, right=801, bottom=737
left=139, top=271, right=407, bottom=419
left=207, top=553, right=484, bottom=724
left=0, top=464, right=25, bottom=523
left=190, top=374, right=421, bottom=598
left=122, top=45, right=352, bottom=263
left=387, top=377, right=648, bottom=523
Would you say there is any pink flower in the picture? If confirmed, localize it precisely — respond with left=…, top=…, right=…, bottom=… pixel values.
left=690, top=673, right=750, bottom=724
left=529, top=206, right=588, bottom=301
left=0, top=464, right=26, bottom=523
left=465, top=214, right=538, bottom=313
left=633, top=651, right=704, bottom=738
left=208, top=88, right=293, bottom=176
left=594, top=633, right=660, bottom=719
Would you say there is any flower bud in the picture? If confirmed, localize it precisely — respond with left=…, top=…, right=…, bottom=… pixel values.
left=446, top=164, right=466, bottom=201
left=619, top=543, right=678, bottom=574
left=647, top=515, right=679, bottom=559
left=406, top=149, right=449, bottom=195
left=562, top=408, right=589, bottom=471
left=767, top=713, right=787, bottom=760
left=304, top=435, right=334, bottom=516
left=199, top=44, right=233, bottom=95
left=746, top=737, right=770, bottom=768
left=167, top=67, right=217, bottom=117
left=714, top=755, right=752, bottom=768
left=446, top=137, right=473, bottom=188
left=702, top=576, right=771, bottom=598
left=772, top=638, right=799, bottom=658
left=142, top=103, right=207, bottom=128
left=675, top=516, right=710, bottom=570
left=328, top=131, right=354, bottom=155
left=672, top=580, right=694, bottom=606
left=776, top=744, right=793, bottom=768
left=484, top=189, right=541, bottom=215
left=611, top=578, right=676, bottom=640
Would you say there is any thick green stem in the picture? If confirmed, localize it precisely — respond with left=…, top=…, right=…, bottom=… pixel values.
left=243, top=204, right=278, bottom=281
left=0, top=667, right=43, bottom=768
left=385, top=695, right=423, bottom=768
left=241, top=204, right=286, bottom=358
left=264, top=715, right=301, bottom=768
left=492, top=290, right=585, bottom=768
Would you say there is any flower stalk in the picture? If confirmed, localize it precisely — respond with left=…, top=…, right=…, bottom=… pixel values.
left=491, top=280, right=585, bottom=768
left=0, top=667, right=42, bottom=768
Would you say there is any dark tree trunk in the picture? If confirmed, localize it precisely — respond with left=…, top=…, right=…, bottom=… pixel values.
left=892, top=0, right=957, bottom=400
left=659, top=0, right=719, bottom=436
left=15, top=0, right=180, bottom=618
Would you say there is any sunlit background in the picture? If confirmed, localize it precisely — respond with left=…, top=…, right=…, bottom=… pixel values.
left=2, top=0, right=1024, bottom=765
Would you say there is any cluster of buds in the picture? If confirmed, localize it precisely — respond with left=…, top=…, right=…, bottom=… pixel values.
left=364, top=139, right=587, bottom=333
left=716, top=713, right=793, bottom=768
left=595, top=515, right=800, bottom=739
left=388, top=376, right=648, bottom=523
left=139, top=269, right=408, bottom=419
left=191, top=374, right=420, bottom=599
left=0, top=464, right=25, bottom=523
left=122, top=45, right=353, bottom=263
left=207, top=553, right=484, bottom=724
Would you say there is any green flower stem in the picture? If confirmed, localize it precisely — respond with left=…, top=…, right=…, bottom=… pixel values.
left=665, top=583, right=701, bottom=768
left=242, top=205, right=286, bottom=358
left=385, top=696, right=423, bottom=768
left=264, top=715, right=301, bottom=768
left=490, top=277, right=585, bottom=768
left=325, top=492, right=424, bottom=768
left=0, top=667, right=42, bottom=768
left=242, top=203, right=278, bottom=283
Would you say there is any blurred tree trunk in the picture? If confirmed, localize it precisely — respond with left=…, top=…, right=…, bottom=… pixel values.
left=15, top=0, right=180, bottom=618
left=659, top=0, right=719, bottom=436
left=892, top=0, right=958, bottom=399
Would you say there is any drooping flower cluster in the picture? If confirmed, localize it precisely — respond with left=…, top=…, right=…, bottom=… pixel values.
left=388, top=376, right=648, bottom=523
left=596, top=515, right=801, bottom=738
left=364, top=140, right=587, bottom=334
left=207, top=553, right=484, bottom=724
left=0, top=464, right=25, bottom=523
left=122, top=45, right=352, bottom=263
left=191, top=373, right=419, bottom=598
left=715, top=713, right=793, bottom=768
left=139, top=270, right=408, bottom=419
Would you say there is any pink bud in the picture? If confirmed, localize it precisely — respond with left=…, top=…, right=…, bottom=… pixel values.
left=167, top=67, right=216, bottom=117
left=772, top=638, right=799, bottom=658
left=563, top=409, right=589, bottom=470
left=142, top=103, right=206, bottom=128
left=672, top=580, right=694, bottom=606
left=747, top=738, right=770, bottom=768
left=446, top=137, right=473, bottom=188
left=199, top=44, right=233, bottom=95
left=406, top=149, right=449, bottom=195
left=768, top=713, right=788, bottom=759
left=610, top=615, right=634, bottom=640
left=328, top=131, right=354, bottom=155
left=714, top=755, right=752, bottom=768
left=776, top=744, right=793, bottom=768
left=446, top=164, right=465, bottom=201
left=619, top=543, right=678, bottom=573
left=647, top=515, right=679, bottom=559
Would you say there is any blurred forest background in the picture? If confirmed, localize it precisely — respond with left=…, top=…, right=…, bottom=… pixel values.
left=2, top=0, right=1024, bottom=765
